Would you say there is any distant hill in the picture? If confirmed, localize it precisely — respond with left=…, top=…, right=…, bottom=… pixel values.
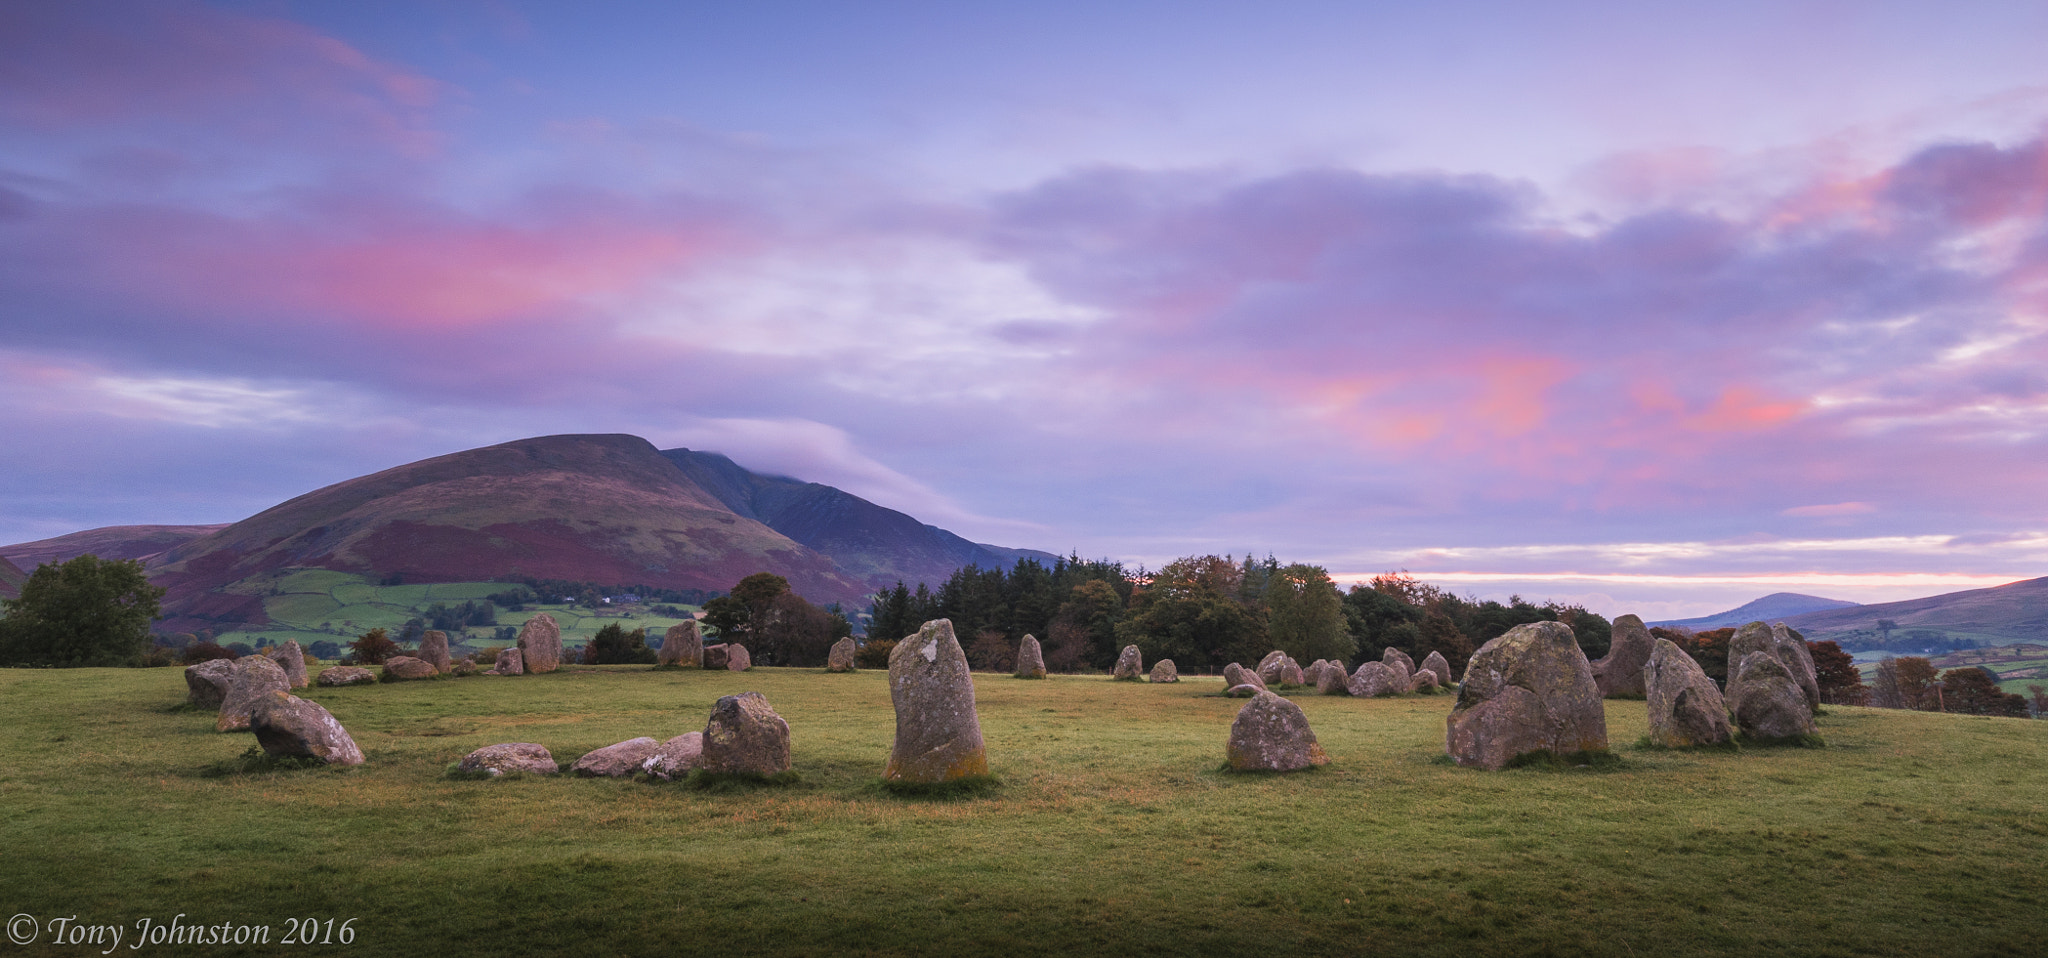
left=1781, top=576, right=2048, bottom=646
left=661, top=448, right=1057, bottom=588
left=0, top=554, right=25, bottom=599
left=1, top=524, right=227, bottom=569
left=1650, top=592, right=1862, bottom=630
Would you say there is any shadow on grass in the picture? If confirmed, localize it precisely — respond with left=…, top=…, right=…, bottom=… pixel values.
left=1632, top=735, right=1743, bottom=753
left=200, top=746, right=336, bottom=778
left=1734, top=731, right=1827, bottom=749
left=683, top=769, right=804, bottom=792
left=1498, top=749, right=1627, bottom=772
left=867, top=774, right=1002, bottom=800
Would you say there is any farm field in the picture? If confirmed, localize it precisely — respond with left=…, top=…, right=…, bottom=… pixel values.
left=2, top=666, right=2045, bottom=957
left=1852, top=644, right=2048, bottom=696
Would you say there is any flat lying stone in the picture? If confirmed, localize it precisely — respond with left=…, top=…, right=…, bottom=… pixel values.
left=572, top=737, right=661, bottom=777
left=459, top=743, right=559, bottom=777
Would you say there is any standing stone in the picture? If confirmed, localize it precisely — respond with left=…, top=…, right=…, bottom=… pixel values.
left=725, top=644, right=752, bottom=671
left=267, top=641, right=310, bottom=688
left=1112, top=645, right=1144, bottom=680
left=217, top=655, right=291, bottom=732
left=1317, top=662, right=1351, bottom=695
left=1014, top=634, right=1047, bottom=679
left=572, top=737, right=662, bottom=777
left=1256, top=650, right=1290, bottom=686
left=659, top=621, right=703, bottom=667
left=885, top=619, right=989, bottom=782
left=1149, top=659, right=1179, bottom=683
left=515, top=613, right=563, bottom=674
left=1770, top=623, right=1822, bottom=714
left=1444, top=621, right=1609, bottom=770
left=1279, top=657, right=1306, bottom=686
left=1381, top=648, right=1414, bottom=690
left=1305, top=660, right=1328, bottom=685
left=1591, top=614, right=1655, bottom=698
left=1410, top=668, right=1440, bottom=692
left=381, top=656, right=438, bottom=681
left=703, top=644, right=730, bottom=670
left=459, top=743, right=558, bottom=776
left=1422, top=651, right=1455, bottom=688
left=1644, top=639, right=1732, bottom=747
left=698, top=692, right=792, bottom=777
left=1348, top=661, right=1399, bottom=698
left=641, top=732, right=704, bottom=781
left=185, top=658, right=237, bottom=709
left=249, top=691, right=365, bottom=766
left=448, top=659, right=478, bottom=676
left=1223, top=662, right=1267, bottom=693
left=491, top=647, right=524, bottom=675
left=827, top=637, right=858, bottom=672
left=1726, top=651, right=1818, bottom=741
left=417, top=631, right=451, bottom=674
left=1225, top=690, right=1330, bottom=772
left=316, top=666, right=376, bottom=686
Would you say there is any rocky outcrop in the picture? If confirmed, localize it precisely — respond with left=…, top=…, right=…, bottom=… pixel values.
left=1014, top=634, right=1046, bottom=679
left=572, top=737, right=662, bottom=777
left=1591, top=615, right=1654, bottom=698
left=516, top=613, right=563, bottom=674
left=659, top=621, right=703, bottom=667
left=884, top=619, right=989, bottom=783
left=1643, top=639, right=1732, bottom=747
left=185, top=658, right=236, bottom=709
left=1113, top=645, right=1144, bottom=681
left=315, top=665, right=376, bottom=686
left=1225, top=691, right=1329, bottom=772
left=1149, top=659, right=1179, bottom=683
left=418, top=631, right=451, bottom=674
left=458, top=743, right=559, bottom=776
left=1347, top=661, right=1399, bottom=698
left=249, top=692, right=365, bottom=766
left=1726, top=651, right=1817, bottom=741
left=1444, top=621, right=1608, bottom=770
left=381, top=656, right=437, bottom=681
left=217, top=655, right=291, bottom=732
left=267, top=641, right=310, bottom=688
left=827, top=637, right=858, bottom=672
left=698, top=692, right=791, bottom=776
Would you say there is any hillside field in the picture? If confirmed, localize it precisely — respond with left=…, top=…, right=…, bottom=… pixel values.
left=1, top=667, right=2044, bottom=957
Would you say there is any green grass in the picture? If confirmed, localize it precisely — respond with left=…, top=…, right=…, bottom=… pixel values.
left=2, top=668, right=2045, bottom=957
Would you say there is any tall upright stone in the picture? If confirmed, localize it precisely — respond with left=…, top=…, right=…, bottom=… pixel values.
left=1591, top=614, right=1654, bottom=698
left=1014, top=634, right=1047, bottom=679
left=1643, top=639, right=1732, bottom=747
left=1726, top=651, right=1818, bottom=741
left=1445, top=621, right=1608, bottom=770
left=697, top=692, right=792, bottom=777
left=1225, top=691, right=1330, bottom=772
left=725, top=644, right=752, bottom=671
left=659, top=621, right=703, bottom=667
left=1730, top=621, right=1820, bottom=714
left=827, top=637, right=858, bottom=672
left=1381, top=648, right=1414, bottom=690
left=266, top=641, right=309, bottom=688
left=217, top=655, right=291, bottom=732
left=1316, top=662, right=1350, bottom=695
left=1421, top=651, right=1455, bottom=688
left=1256, top=650, right=1290, bottom=686
left=516, top=613, right=563, bottom=674
left=418, top=631, right=452, bottom=675
left=885, top=619, right=988, bottom=783
left=1112, top=645, right=1144, bottom=681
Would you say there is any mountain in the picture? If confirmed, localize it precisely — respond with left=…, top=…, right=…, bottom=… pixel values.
left=146, top=434, right=871, bottom=632
left=1, top=524, right=227, bottom=569
left=1650, top=592, right=1862, bottom=630
left=0, top=554, right=25, bottom=599
left=660, top=448, right=1057, bottom=588
left=1781, top=576, right=2048, bottom=645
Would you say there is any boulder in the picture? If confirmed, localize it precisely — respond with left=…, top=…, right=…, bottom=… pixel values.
left=572, top=737, right=662, bottom=777
left=1410, top=668, right=1440, bottom=692
left=1256, top=650, right=1290, bottom=686
left=827, top=637, right=858, bottom=672
left=1316, top=663, right=1350, bottom=695
left=1347, top=661, right=1399, bottom=698
left=1305, top=660, right=1329, bottom=685
left=515, top=613, right=563, bottom=674
left=659, top=621, right=703, bottom=667
left=1112, top=645, right=1144, bottom=681
left=703, top=644, right=730, bottom=670
left=698, top=692, right=792, bottom=777
left=185, top=658, right=237, bottom=710
left=1014, top=634, right=1047, bottom=679
left=381, top=656, right=437, bottom=681
left=1444, top=621, right=1609, bottom=770
left=1726, top=651, right=1817, bottom=741
left=1421, top=651, right=1455, bottom=687
left=885, top=619, right=989, bottom=783
left=1381, top=648, right=1413, bottom=690
left=1223, top=662, right=1267, bottom=693
left=418, top=631, right=452, bottom=674
left=217, top=655, right=291, bottom=732
left=1224, top=684, right=1262, bottom=697
left=725, top=644, right=752, bottom=671
left=1149, top=659, right=1179, bottom=683
left=1591, top=614, right=1654, bottom=698
left=458, top=743, right=559, bottom=777
left=641, top=732, right=704, bottom=781
left=249, top=691, right=365, bottom=766
left=448, top=658, right=478, bottom=677
left=491, top=647, right=524, bottom=675
left=1279, top=657, right=1306, bottom=686
left=1771, top=623, right=1822, bottom=714
left=267, top=641, right=309, bottom=688
left=1644, top=639, right=1732, bottom=747
left=315, top=665, right=376, bottom=687
left=1225, top=690, right=1330, bottom=772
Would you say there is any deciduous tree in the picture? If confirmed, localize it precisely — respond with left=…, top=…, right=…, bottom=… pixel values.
left=0, top=555, right=164, bottom=667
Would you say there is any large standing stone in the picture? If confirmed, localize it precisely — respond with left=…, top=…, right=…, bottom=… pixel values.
left=249, top=691, right=365, bottom=766
left=1223, top=662, right=1267, bottom=693
left=641, top=732, right=704, bottom=781
left=515, top=613, right=563, bottom=674
left=1347, top=661, right=1399, bottom=698
left=418, top=631, right=451, bottom=674
left=1112, top=645, right=1144, bottom=681
left=1279, top=657, right=1306, bottom=686
left=1726, top=651, right=1818, bottom=741
left=217, top=655, right=291, bottom=732
left=1149, top=659, right=1179, bottom=683
left=1014, top=634, right=1047, bottom=679
left=491, top=647, right=524, bottom=675
left=702, top=644, right=730, bottom=670
left=1410, top=668, right=1440, bottom=692
left=1381, top=648, right=1414, bottom=690
left=1256, top=650, right=1290, bottom=686
left=1422, top=651, right=1455, bottom=688
left=1591, top=614, right=1654, bottom=698
left=572, top=737, right=662, bottom=777
left=725, top=644, right=752, bottom=671
left=1316, top=662, right=1351, bottom=695
left=1305, top=660, right=1329, bottom=685
left=1771, top=623, right=1822, bottom=714
left=458, top=743, right=559, bottom=776
left=698, top=692, right=792, bottom=777
left=885, top=619, right=989, bottom=783
left=1225, top=691, right=1330, bottom=772
left=381, top=656, right=437, bottom=681
left=659, top=621, right=703, bottom=667
left=185, top=658, right=237, bottom=709
left=316, top=665, right=376, bottom=686
left=827, top=637, right=858, bottom=672
left=267, top=641, right=309, bottom=688
left=1444, top=621, right=1608, bottom=770
left=1644, top=639, right=1732, bottom=747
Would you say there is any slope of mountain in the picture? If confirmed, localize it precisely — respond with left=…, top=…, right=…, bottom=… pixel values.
left=661, top=448, right=1058, bottom=588
left=1649, top=592, right=1862, bottom=630
left=0, top=554, right=25, bottom=599
left=1, top=524, right=228, bottom=569
left=1781, top=576, right=2048, bottom=644
left=147, top=434, right=868, bottom=633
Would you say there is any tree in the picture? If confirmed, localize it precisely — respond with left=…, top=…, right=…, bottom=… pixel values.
left=1263, top=564, right=1355, bottom=665
left=702, top=572, right=792, bottom=640
left=1870, top=656, right=1939, bottom=710
left=749, top=591, right=848, bottom=667
left=2029, top=685, right=2048, bottom=719
left=1115, top=556, right=1264, bottom=673
left=348, top=628, right=399, bottom=665
left=1876, top=619, right=1899, bottom=642
left=1940, top=667, right=2028, bottom=717
left=584, top=624, right=656, bottom=665
left=1657, top=627, right=1731, bottom=687
left=0, top=555, right=165, bottom=667
left=1807, top=640, right=1868, bottom=705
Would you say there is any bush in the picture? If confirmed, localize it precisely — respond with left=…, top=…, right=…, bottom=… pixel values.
left=856, top=639, right=897, bottom=669
left=348, top=628, right=399, bottom=665
left=584, top=624, right=656, bottom=665
left=180, top=642, right=237, bottom=664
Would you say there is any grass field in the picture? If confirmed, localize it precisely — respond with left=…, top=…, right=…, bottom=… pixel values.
left=2, top=666, right=2045, bottom=957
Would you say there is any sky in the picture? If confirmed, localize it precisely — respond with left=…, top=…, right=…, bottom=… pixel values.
left=4, top=0, right=2048, bottom=619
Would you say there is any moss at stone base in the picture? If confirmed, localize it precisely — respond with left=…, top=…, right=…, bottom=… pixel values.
left=874, top=774, right=1002, bottom=799
left=683, top=769, right=803, bottom=791
left=1500, top=749, right=1624, bottom=771
left=1734, top=731, right=1826, bottom=749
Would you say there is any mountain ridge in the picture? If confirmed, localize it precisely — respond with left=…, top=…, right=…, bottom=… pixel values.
left=1649, top=592, right=1862, bottom=630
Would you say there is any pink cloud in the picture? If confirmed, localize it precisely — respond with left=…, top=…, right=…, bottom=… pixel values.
left=1782, top=502, right=1878, bottom=517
